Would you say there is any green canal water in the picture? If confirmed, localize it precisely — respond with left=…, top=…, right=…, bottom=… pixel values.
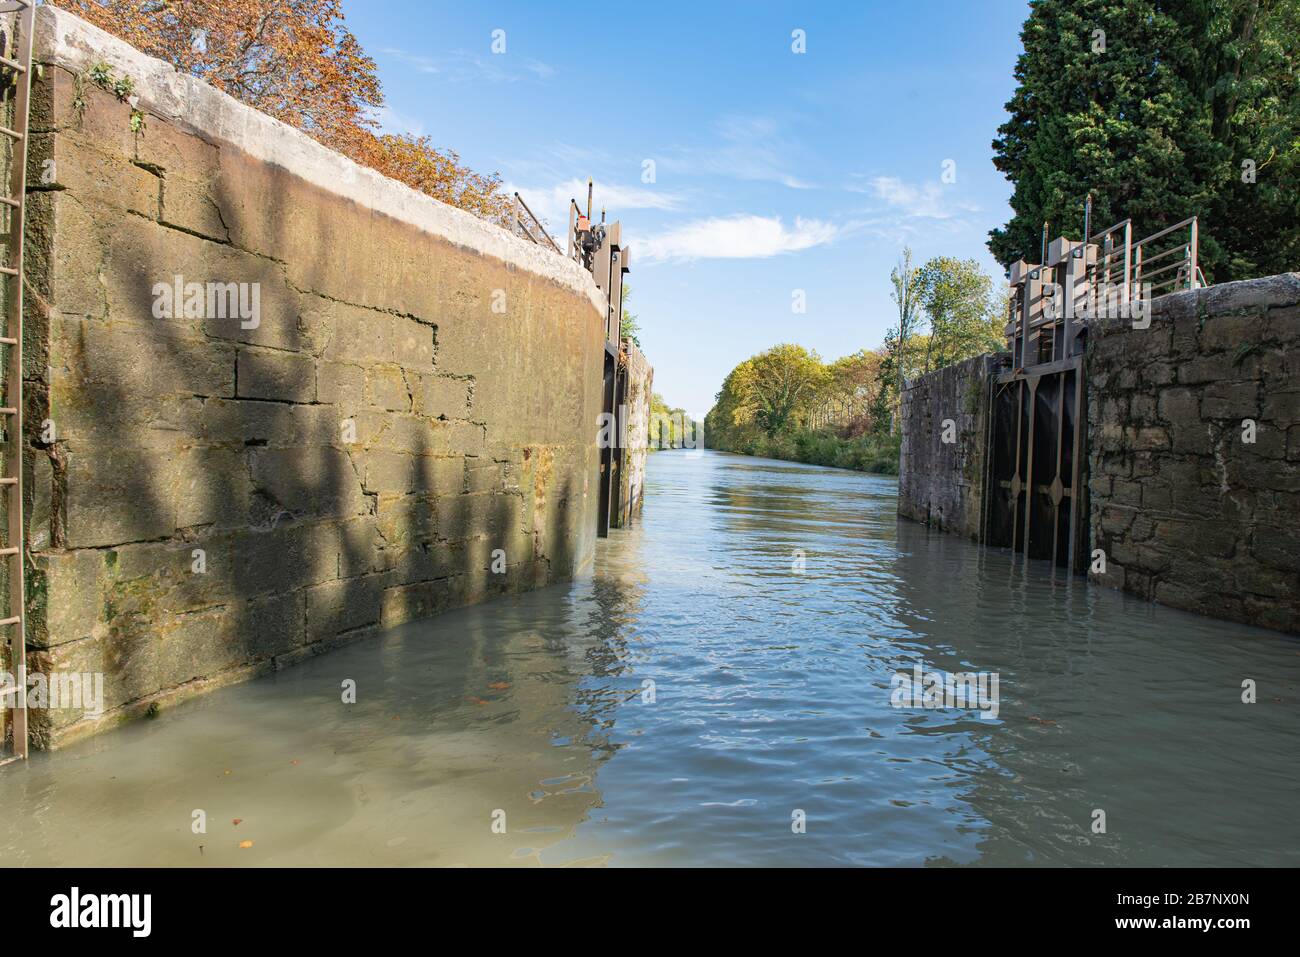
left=2, top=450, right=1297, bottom=866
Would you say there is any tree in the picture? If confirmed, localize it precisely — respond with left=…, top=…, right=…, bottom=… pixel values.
left=825, top=350, right=882, bottom=403
left=879, top=248, right=924, bottom=433
left=1189, top=0, right=1300, bottom=278
left=729, top=344, right=829, bottom=437
left=367, top=135, right=512, bottom=226
left=989, top=0, right=1300, bottom=282
left=72, top=0, right=514, bottom=227
left=916, top=257, right=1003, bottom=373
left=704, top=382, right=740, bottom=451
left=816, top=349, right=885, bottom=435
left=71, top=0, right=382, bottom=153
left=620, top=285, right=642, bottom=347
left=648, top=392, right=694, bottom=448
left=706, top=345, right=900, bottom=471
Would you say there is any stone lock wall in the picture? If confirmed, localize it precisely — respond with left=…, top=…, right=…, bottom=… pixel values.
left=898, top=353, right=1002, bottom=541
left=617, top=338, right=652, bottom=526
left=897, top=273, right=1300, bottom=635
left=16, top=7, right=607, bottom=746
left=1086, top=273, right=1300, bottom=633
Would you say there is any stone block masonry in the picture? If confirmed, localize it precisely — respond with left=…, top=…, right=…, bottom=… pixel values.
left=1086, top=273, right=1300, bottom=634
left=14, top=7, right=607, bottom=746
left=616, top=338, right=652, bottom=527
left=898, top=354, right=1003, bottom=541
left=898, top=272, right=1300, bottom=635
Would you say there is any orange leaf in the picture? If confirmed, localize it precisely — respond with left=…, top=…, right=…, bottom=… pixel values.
left=238, top=840, right=254, bottom=849
left=488, top=682, right=511, bottom=690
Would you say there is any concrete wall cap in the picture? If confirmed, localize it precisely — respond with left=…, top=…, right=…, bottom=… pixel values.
left=35, top=4, right=607, bottom=316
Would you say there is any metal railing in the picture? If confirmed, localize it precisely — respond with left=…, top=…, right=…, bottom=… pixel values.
left=1086, top=215, right=1201, bottom=299
left=1087, top=217, right=1133, bottom=302
left=1005, top=206, right=1205, bottom=371
left=1133, top=216, right=1200, bottom=296
left=511, top=191, right=560, bottom=253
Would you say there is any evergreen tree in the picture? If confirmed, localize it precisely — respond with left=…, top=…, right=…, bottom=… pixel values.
left=990, top=0, right=1299, bottom=282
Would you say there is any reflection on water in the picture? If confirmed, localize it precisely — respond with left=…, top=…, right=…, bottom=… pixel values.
left=2, top=450, right=1297, bottom=866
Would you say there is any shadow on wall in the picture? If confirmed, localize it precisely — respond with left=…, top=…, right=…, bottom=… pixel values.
left=19, top=62, right=593, bottom=747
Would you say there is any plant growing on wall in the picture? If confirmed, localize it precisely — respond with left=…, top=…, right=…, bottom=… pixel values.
left=620, top=285, right=642, bottom=348
left=80, top=60, right=146, bottom=131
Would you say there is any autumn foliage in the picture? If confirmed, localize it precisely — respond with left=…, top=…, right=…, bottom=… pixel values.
left=363, top=134, right=515, bottom=225
left=70, top=0, right=514, bottom=226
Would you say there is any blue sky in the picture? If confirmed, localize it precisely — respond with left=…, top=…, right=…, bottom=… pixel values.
left=342, top=0, right=1031, bottom=416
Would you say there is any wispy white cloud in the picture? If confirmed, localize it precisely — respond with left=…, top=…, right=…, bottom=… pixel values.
left=528, top=63, right=557, bottom=79
left=849, top=175, right=979, bottom=221
left=638, top=215, right=840, bottom=263
left=382, top=47, right=556, bottom=84
left=506, top=177, right=683, bottom=229
left=658, top=115, right=817, bottom=190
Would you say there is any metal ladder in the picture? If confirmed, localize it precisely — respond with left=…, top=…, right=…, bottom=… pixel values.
left=0, top=0, right=33, bottom=767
